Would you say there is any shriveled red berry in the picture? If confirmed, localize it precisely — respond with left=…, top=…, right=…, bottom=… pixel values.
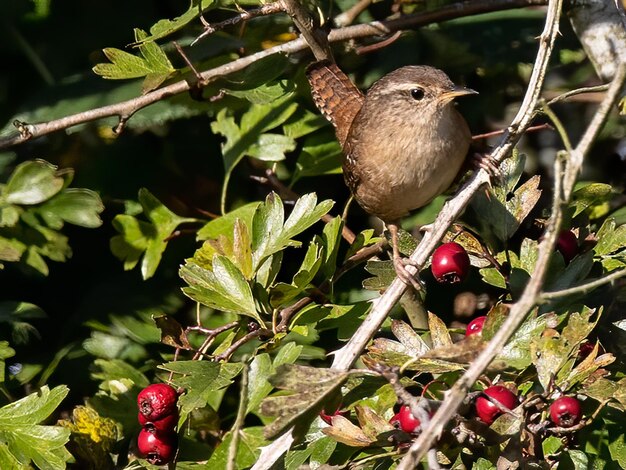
left=550, top=396, right=582, bottom=428
left=138, top=383, right=178, bottom=422
left=431, top=242, right=470, bottom=284
left=319, top=407, right=348, bottom=425
left=138, top=411, right=179, bottom=433
left=390, top=405, right=421, bottom=433
left=137, top=428, right=177, bottom=465
left=475, top=385, right=518, bottom=425
left=465, top=316, right=487, bottom=337
left=556, top=230, right=578, bottom=264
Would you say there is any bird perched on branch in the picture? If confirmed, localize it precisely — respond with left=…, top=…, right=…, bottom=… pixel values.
left=306, top=60, right=477, bottom=288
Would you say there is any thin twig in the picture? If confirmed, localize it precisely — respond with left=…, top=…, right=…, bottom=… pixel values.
left=539, top=269, right=626, bottom=301
left=192, top=2, right=285, bottom=45
left=334, top=0, right=373, bottom=27
left=546, top=83, right=610, bottom=105
left=0, top=0, right=548, bottom=150
left=213, top=327, right=271, bottom=361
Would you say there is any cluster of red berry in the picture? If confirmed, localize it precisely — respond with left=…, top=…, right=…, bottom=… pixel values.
left=137, top=383, right=179, bottom=465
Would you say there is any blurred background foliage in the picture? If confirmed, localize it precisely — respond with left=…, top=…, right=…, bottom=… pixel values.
left=0, top=0, right=625, bottom=466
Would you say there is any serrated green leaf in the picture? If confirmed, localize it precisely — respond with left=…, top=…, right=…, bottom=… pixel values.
left=135, top=0, right=217, bottom=44
left=247, top=342, right=303, bottom=414
left=497, top=311, right=550, bottom=369
left=205, top=426, right=266, bottom=469
left=595, top=219, right=626, bottom=256
left=543, top=435, right=563, bottom=456
left=180, top=255, right=261, bottom=321
left=471, top=153, right=541, bottom=241
left=111, top=188, right=195, bottom=279
left=283, top=108, right=329, bottom=139
left=110, top=215, right=150, bottom=271
left=196, top=202, right=260, bottom=241
left=37, top=188, right=104, bottom=229
left=250, top=193, right=333, bottom=270
left=292, top=135, right=342, bottom=184
left=0, top=385, right=71, bottom=470
left=212, top=96, right=298, bottom=211
left=261, top=364, right=350, bottom=439
left=319, top=217, right=342, bottom=278
left=160, top=361, right=243, bottom=415
left=224, top=81, right=293, bottom=105
left=93, top=29, right=175, bottom=92
left=571, top=183, right=613, bottom=217
left=270, top=241, right=323, bottom=306
left=3, top=160, right=65, bottom=205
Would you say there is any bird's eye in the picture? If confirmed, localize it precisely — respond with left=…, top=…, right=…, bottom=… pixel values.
left=410, top=88, right=425, bottom=100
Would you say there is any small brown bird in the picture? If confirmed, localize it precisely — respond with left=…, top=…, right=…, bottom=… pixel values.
left=306, top=61, right=476, bottom=287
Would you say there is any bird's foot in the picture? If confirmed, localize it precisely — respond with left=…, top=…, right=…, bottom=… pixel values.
left=471, top=152, right=502, bottom=183
left=393, top=256, right=424, bottom=291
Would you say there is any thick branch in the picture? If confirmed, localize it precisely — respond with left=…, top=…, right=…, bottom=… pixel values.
left=0, top=0, right=547, bottom=150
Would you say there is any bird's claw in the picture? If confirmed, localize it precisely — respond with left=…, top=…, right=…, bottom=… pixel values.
left=472, top=152, right=502, bottom=184
left=393, top=256, right=424, bottom=291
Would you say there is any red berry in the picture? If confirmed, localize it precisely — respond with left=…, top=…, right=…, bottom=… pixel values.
left=431, top=242, right=470, bottom=283
left=465, top=316, right=487, bottom=337
left=138, top=411, right=179, bottom=433
left=138, top=383, right=178, bottom=422
left=550, top=396, right=582, bottom=428
left=137, top=428, right=177, bottom=465
left=319, top=408, right=348, bottom=425
left=390, top=405, right=421, bottom=433
left=475, top=385, right=518, bottom=425
left=556, top=230, right=578, bottom=264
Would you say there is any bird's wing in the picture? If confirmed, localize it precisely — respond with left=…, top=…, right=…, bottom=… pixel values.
left=305, top=60, right=365, bottom=148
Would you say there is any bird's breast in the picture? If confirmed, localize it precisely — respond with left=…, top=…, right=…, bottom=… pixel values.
left=345, top=107, right=471, bottom=221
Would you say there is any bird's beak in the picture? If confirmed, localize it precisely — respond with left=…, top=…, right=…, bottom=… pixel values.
left=439, top=86, right=478, bottom=102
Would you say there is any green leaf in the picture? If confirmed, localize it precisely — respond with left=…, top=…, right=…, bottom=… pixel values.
left=180, top=255, right=261, bottom=322
left=206, top=426, right=266, bottom=469
left=135, top=0, right=217, bottom=44
left=196, top=202, right=260, bottom=241
left=160, top=361, right=243, bottom=416
left=261, top=364, right=350, bottom=439
left=471, top=153, right=541, bottom=241
left=224, top=81, right=294, bottom=105
left=292, top=134, right=343, bottom=184
left=111, top=188, right=195, bottom=279
left=571, top=183, right=613, bottom=218
left=595, top=219, right=626, bottom=256
left=0, top=385, right=71, bottom=470
left=3, top=160, right=65, bottom=205
left=36, top=188, right=104, bottom=229
left=211, top=95, right=298, bottom=211
left=93, top=29, right=175, bottom=92
left=247, top=342, right=303, bottom=414
left=497, top=311, right=550, bottom=369
left=270, top=241, right=323, bottom=306
left=250, top=193, right=333, bottom=270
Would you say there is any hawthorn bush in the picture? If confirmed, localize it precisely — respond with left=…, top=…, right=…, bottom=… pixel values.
left=0, top=1, right=625, bottom=469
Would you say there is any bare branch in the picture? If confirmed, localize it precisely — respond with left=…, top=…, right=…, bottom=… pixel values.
left=0, top=0, right=548, bottom=151
left=192, top=2, right=285, bottom=45
left=540, top=268, right=626, bottom=301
